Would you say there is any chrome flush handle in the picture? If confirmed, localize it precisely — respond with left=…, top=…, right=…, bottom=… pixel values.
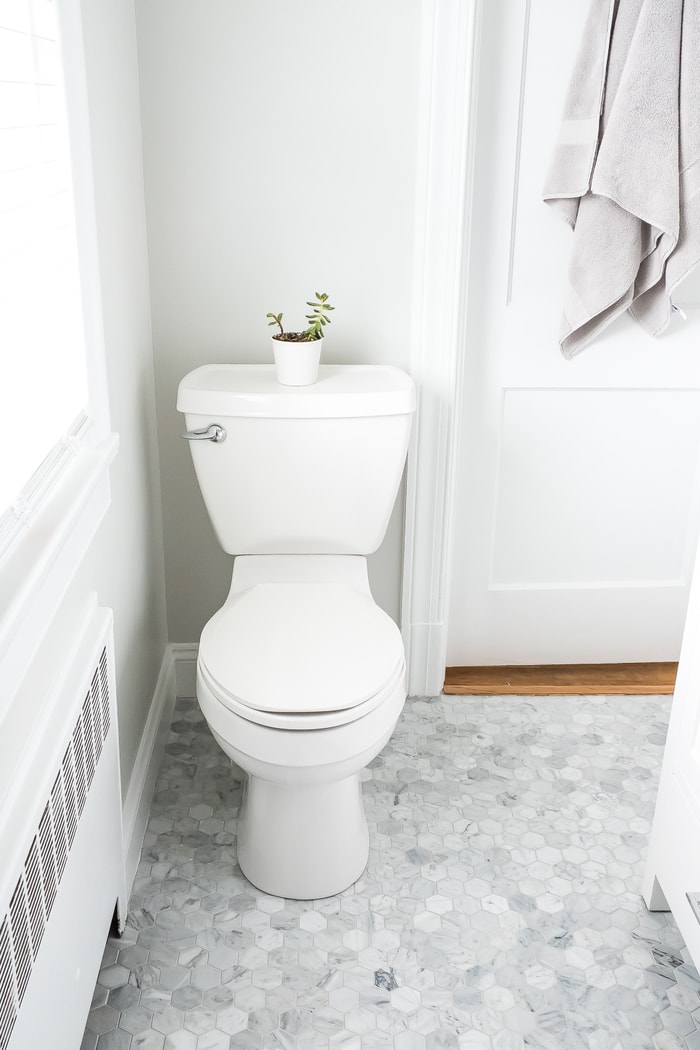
left=180, top=423, right=227, bottom=443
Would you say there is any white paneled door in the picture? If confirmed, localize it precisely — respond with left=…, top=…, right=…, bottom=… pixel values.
left=446, top=0, right=700, bottom=666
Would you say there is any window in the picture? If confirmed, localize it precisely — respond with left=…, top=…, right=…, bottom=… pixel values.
left=0, top=0, right=94, bottom=552
left=0, top=0, right=116, bottom=670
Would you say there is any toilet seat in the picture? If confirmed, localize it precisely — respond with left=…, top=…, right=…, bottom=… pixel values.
left=199, top=657, right=405, bottom=731
left=198, top=582, right=405, bottom=730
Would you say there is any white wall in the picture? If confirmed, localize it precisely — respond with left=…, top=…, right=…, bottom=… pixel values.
left=64, top=0, right=168, bottom=791
left=134, top=0, right=422, bottom=641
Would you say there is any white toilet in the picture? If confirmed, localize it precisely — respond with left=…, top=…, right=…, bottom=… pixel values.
left=177, top=364, right=415, bottom=899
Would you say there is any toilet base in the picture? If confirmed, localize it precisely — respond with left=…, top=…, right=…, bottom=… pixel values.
left=236, top=771, right=369, bottom=899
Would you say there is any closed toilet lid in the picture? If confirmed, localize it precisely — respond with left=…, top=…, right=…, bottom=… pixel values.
left=199, top=583, right=404, bottom=714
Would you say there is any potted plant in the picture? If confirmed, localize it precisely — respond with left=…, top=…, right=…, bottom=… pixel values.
left=266, top=292, right=334, bottom=386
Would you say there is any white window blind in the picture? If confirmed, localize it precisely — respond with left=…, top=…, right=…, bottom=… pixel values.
left=0, top=0, right=89, bottom=529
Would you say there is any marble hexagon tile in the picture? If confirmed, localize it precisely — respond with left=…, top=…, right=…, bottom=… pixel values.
left=82, top=694, right=700, bottom=1050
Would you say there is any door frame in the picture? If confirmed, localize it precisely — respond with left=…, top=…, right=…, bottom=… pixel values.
left=402, top=0, right=484, bottom=697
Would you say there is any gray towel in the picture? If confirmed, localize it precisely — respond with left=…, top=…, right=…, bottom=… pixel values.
left=543, top=0, right=700, bottom=359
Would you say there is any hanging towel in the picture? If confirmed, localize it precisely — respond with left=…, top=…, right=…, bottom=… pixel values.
left=543, top=0, right=700, bottom=359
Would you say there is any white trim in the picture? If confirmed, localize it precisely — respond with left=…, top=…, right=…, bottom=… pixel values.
left=0, top=436, right=118, bottom=697
left=402, top=0, right=483, bottom=697
left=0, top=414, right=90, bottom=560
left=121, top=644, right=200, bottom=894
left=57, top=0, right=112, bottom=436
left=122, top=646, right=177, bottom=894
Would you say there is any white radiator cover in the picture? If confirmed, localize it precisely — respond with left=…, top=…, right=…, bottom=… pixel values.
left=0, top=607, right=126, bottom=1050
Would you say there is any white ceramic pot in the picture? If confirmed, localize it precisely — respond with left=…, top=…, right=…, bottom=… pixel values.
left=272, top=336, right=323, bottom=386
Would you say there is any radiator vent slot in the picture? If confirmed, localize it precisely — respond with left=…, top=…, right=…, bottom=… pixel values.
left=24, top=840, right=44, bottom=959
left=0, top=647, right=111, bottom=1050
left=61, top=753, right=78, bottom=849
left=7, top=890, right=30, bottom=1006
left=0, top=922, right=14, bottom=1050
left=50, top=775, right=68, bottom=880
left=37, top=807, right=57, bottom=916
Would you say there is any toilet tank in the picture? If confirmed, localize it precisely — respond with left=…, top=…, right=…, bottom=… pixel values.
left=177, top=364, right=416, bottom=555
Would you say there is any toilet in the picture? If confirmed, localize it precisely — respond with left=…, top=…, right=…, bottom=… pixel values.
left=177, top=363, right=415, bottom=899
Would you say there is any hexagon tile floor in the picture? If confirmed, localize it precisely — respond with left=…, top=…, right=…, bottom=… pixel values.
left=82, top=694, right=700, bottom=1050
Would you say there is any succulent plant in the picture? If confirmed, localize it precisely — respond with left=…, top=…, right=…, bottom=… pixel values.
left=266, top=292, right=334, bottom=342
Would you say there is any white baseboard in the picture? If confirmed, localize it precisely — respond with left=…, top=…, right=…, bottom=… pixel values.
left=405, top=621, right=446, bottom=698
left=171, top=642, right=198, bottom=698
left=121, top=646, right=177, bottom=895
left=121, top=643, right=199, bottom=895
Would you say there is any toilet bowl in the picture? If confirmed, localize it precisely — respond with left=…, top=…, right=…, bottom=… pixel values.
left=177, top=364, right=415, bottom=899
left=196, top=555, right=405, bottom=899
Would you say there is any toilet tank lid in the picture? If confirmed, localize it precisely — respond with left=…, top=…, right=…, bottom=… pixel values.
left=177, top=364, right=416, bottom=418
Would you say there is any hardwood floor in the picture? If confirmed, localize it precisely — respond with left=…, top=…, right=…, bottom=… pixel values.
left=443, top=662, right=678, bottom=696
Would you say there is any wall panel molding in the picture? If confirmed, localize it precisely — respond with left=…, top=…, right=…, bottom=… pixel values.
left=488, top=386, right=700, bottom=593
left=506, top=0, right=532, bottom=305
